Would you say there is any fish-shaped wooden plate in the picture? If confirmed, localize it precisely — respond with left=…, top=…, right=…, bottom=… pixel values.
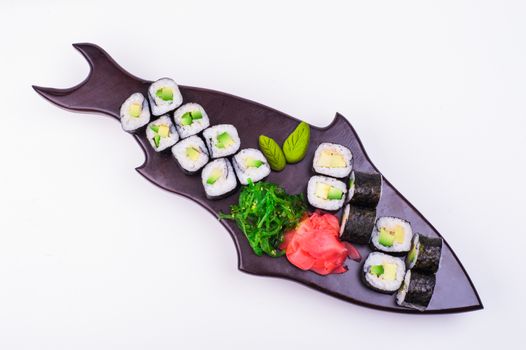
left=33, top=43, right=482, bottom=314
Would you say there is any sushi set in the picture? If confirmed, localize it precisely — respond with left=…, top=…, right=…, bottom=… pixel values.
left=33, top=43, right=483, bottom=314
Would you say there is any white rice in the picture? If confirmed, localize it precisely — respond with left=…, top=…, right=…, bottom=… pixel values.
left=202, top=124, right=241, bottom=158
left=148, top=78, right=183, bottom=116
left=173, top=103, right=210, bottom=139
left=119, top=93, right=150, bottom=132
left=171, top=135, right=209, bottom=174
left=201, top=158, right=237, bottom=199
left=307, top=175, right=347, bottom=211
left=363, top=252, right=406, bottom=292
left=312, top=143, right=353, bottom=178
left=232, top=148, right=271, bottom=185
left=371, top=216, right=413, bottom=253
left=146, top=115, right=179, bottom=152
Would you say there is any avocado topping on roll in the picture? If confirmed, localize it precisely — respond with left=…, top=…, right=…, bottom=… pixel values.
left=149, top=123, right=171, bottom=148
left=206, top=168, right=223, bottom=185
left=378, top=225, right=405, bottom=248
left=155, top=87, right=173, bottom=101
left=317, top=148, right=347, bottom=168
left=315, top=182, right=343, bottom=200
left=216, top=132, right=234, bottom=149
left=128, top=102, right=142, bottom=118
left=181, top=110, right=203, bottom=126
left=245, top=157, right=264, bottom=168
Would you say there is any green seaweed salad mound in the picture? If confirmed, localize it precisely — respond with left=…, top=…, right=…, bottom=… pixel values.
left=220, top=181, right=307, bottom=257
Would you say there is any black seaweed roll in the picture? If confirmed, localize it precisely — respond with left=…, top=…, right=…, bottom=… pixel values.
left=340, top=204, right=376, bottom=244
left=396, top=270, right=436, bottom=311
left=347, top=171, right=382, bottom=208
left=406, top=234, right=443, bottom=273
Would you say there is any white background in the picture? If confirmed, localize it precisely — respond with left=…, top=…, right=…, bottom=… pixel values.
left=0, top=1, right=524, bottom=349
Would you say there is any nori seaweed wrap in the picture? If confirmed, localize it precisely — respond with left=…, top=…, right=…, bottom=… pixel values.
left=348, top=171, right=382, bottom=209
left=407, top=234, right=443, bottom=273
left=339, top=204, right=376, bottom=244
left=396, top=270, right=436, bottom=311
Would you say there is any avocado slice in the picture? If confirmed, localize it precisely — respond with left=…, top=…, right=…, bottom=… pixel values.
left=129, top=103, right=142, bottom=118
left=327, top=187, right=343, bottom=200
left=315, top=183, right=330, bottom=199
left=382, top=263, right=397, bottom=281
left=317, top=150, right=346, bottom=168
left=186, top=147, right=201, bottom=161
left=370, top=265, right=384, bottom=277
left=155, top=87, right=173, bottom=102
left=181, top=112, right=193, bottom=126
left=393, top=225, right=405, bottom=244
left=407, top=244, right=417, bottom=263
left=378, top=227, right=395, bottom=247
left=245, top=157, right=264, bottom=168
left=158, top=124, right=170, bottom=138
left=150, top=124, right=160, bottom=133
left=206, top=168, right=223, bottom=185
left=314, top=183, right=342, bottom=200
left=190, top=110, right=203, bottom=120
left=153, top=135, right=161, bottom=148
left=216, top=132, right=234, bottom=149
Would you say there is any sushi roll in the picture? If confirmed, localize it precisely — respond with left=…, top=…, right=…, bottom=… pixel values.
left=232, top=148, right=271, bottom=185
left=203, top=124, right=241, bottom=158
left=348, top=171, right=382, bottom=208
left=201, top=158, right=238, bottom=199
left=307, top=176, right=347, bottom=211
left=119, top=92, right=150, bottom=133
left=312, top=143, right=353, bottom=178
left=362, top=252, right=406, bottom=294
left=146, top=115, right=179, bottom=152
left=148, top=78, right=183, bottom=116
left=171, top=135, right=209, bottom=175
left=407, top=234, right=443, bottom=273
left=396, top=270, right=436, bottom=311
left=340, top=204, right=376, bottom=244
left=173, top=103, right=210, bottom=139
left=371, top=216, right=413, bottom=255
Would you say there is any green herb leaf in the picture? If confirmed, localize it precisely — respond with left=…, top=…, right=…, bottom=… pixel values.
left=258, top=135, right=286, bottom=171
left=283, top=121, right=310, bottom=163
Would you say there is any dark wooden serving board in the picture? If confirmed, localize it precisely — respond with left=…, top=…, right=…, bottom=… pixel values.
left=33, top=43, right=482, bottom=314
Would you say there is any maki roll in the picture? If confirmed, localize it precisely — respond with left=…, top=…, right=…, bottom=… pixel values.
left=203, top=124, right=241, bottom=158
left=340, top=204, right=376, bottom=244
left=148, top=78, right=183, bottom=116
left=396, top=270, right=436, bottom=311
left=201, top=158, right=238, bottom=199
left=232, top=148, right=271, bottom=185
left=362, top=252, right=406, bottom=293
left=146, top=116, right=179, bottom=152
left=173, top=103, right=210, bottom=139
left=348, top=171, right=382, bottom=208
left=407, top=233, right=443, bottom=273
left=371, top=216, right=413, bottom=255
left=312, top=143, right=353, bottom=178
left=171, top=135, right=209, bottom=175
left=119, top=92, right=150, bottom=133
left=307, top=176, right=347, bottom=211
